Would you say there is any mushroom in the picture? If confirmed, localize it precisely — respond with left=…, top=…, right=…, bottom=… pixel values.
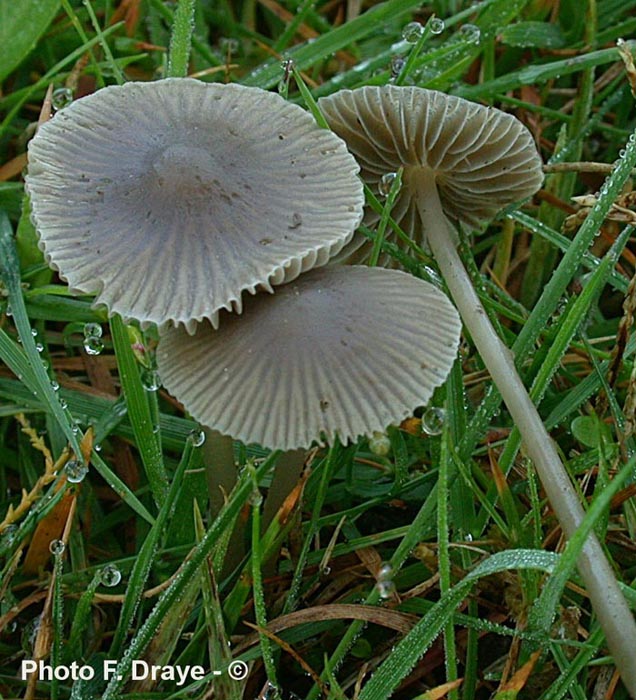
left=318, top=85, right=636, bottom=691
left=157, top=265, right=460, bottom=450
left=156, top=265, right=461, bottom=548
left=25, top=78, right=364, bottom=329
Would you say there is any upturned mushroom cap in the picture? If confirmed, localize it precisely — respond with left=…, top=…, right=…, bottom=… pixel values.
left=26, top=78, right=364, bottom=328
left=157, top=266, right=461, bottom=450
left=318, top=85, right=543, bottom=251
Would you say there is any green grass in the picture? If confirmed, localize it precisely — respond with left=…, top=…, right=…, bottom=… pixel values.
left=2, top=1, right=636, bottom=699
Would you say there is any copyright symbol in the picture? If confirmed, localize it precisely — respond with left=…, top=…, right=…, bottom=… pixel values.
left=228, top=660, right=248, bottom=681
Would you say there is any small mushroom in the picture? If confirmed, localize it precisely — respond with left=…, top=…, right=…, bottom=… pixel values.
left=319, top=85, right=636, bottom=693
left=156, top=265, right=461, bottom=450
left=320, top=85, right=542, bottom=260
left=157, top=264, right=461, bottom=572
left=25, top=78, right=364, bottom=329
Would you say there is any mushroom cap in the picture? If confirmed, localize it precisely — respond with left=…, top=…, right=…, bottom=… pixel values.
left=25, top=78, right=364, bottom=328
left=157, top=265, right=461, bottom=450
left=318, top=85, right=543, bottom=252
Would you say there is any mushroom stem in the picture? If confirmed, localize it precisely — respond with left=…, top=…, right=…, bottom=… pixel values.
left=203, top=429, right=238, bottom=515
left=202, top=428, right=245, bottom=571
left=262, top=449, right=306, bottom=527
left=203, top=429, right=305, bottom=573
left=417, top=184, right=636, bottom=695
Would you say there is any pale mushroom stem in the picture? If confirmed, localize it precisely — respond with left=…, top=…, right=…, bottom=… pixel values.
left=417, top=180, right=636, bottom=693
left=203, top=428, right=245, bottom=571
left=203, top=428, right=305, bottom=572
left=261, top=449, right=306, bottom=527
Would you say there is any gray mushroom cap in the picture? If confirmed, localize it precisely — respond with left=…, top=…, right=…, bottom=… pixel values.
left=25, top=78, right=364, bottom=328
left=318, top=85, right=543, bottom=254
left=157, top=265, right=461, bottom=450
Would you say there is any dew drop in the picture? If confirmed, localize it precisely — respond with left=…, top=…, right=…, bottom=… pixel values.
left=430, top=17, right=445, bottom=34
left=422, top=407, right=446, bottom=435
left=52, top=87, right=73, bottom=110
left=390, top=55, right=406, bottom=79
left=100, top=563, right=122, bottom=587
left=59, top=398, right=68, bottom=410
left=5, top=304, right=12, bottom=317
left=369, top=431, right=391, bottom=457
left=377, top=561, right=393, bottom=581
left=140, top=368, right=160, bottom=392
left=377, top=579, right=396, bottom=599
left=35, top=342, right=44, bottom=353
left=619, top=148, right=627, bottom=158
left=83, top=335, right=104, bottom=355
left=31, top=328, right=38, bottom=337
left=378, top=172, right=398, bottom=197
left=49, top=539, right=66, bottom=556
left=188, top=428, right=205, bottom=447
left=402, top=21, right=424, bottom=43
left=1, top=523, right=18, bottom=547
left=51, top=381, right=60, bottom=391
left=83, top=322, right=103, bottom=338
left=65, top=460, right=88, bottom=483
left=94, top=443, right=102, bottom=453
left=249, top=489, right=263, bottom=506
left=459, top=24, right=481, bottom=44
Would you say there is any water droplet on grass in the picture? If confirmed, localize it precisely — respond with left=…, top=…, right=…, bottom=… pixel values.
left=422, top=407, right=445, bottom=435
left=459, top=24, right=481, bottom=44
left=377, top=579, right=396, bottom=599
left=65, top=460, right=88, bottom=483
left=377, top=561, right=393, bottom=580
left=188, top=429, right=205, bottom=447
left=49, top=539, right=65, bottom=556
left=430, top=17, right=445, bottom=34
left=249, top=489, right=263, bottom=506
left=52, top=87, right=73, bottom=110
left=100, top=564, right=122, bottom=587
left=390, top=56, right=406, bottom=79
left=141, top=369, right=160, bottom=391
left=84, top=336, right=104, bottom=355
left=1, top=524, right=18, bottom=547
left=402, top=21, right=424, bottom=43
left=379, top=172, right=398, bottom=196
left=83, top=323, right=103, bottom=338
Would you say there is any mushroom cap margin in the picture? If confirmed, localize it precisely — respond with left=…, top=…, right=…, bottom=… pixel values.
left=26, top=78, right=365, bottom=328
left=157, top=265, right=462, bottom=450
left=318, top=85, right=543, bottom=250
